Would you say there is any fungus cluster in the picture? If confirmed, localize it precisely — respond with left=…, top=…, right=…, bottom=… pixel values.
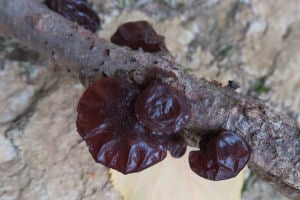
left=46, top=0, right=100, bottom=32
left=77, top=77, right=189, bottom=174
left=76, top=20, right=251, bottom=180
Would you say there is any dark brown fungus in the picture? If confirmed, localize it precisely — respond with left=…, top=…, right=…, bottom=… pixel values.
left=76, top=77, right=167, bottom=174
left=46, top=0, right=100, bottom=32
left=189, top=131, right=251, bottom=181
left=161, top=134, right=187, bottom=158
left=135, top=82, right=191, bottom=135
left=110, top=21, right=168, bottom=52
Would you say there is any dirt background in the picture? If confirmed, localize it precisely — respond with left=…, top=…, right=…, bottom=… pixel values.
left=0, top=0, right=299, bottom=199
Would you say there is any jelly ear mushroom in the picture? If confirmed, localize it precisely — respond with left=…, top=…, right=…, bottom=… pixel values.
left=111, top=20, right=168, bottom=52
left=135, top=82, right=191, bottom=135
left=46, top=0, right=100, bottom=33
left=161, top=134, right=187, bottom=158
left=189, top=131, right=251, bottom=181
left=76, top=77, right=167, bottom=174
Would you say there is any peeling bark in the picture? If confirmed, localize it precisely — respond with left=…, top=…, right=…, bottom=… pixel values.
left=0, top=0, right=299, bottom=199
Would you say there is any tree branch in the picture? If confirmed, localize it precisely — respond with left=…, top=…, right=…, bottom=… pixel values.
left=0, top=0, right=299, bottom=199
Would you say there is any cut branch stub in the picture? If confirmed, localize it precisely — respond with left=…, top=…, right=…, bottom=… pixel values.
left=189, top=131, right=251, bottom=181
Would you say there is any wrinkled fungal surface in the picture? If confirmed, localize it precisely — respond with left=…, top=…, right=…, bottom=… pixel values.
left=46, top=0, right=100, bottom=32
left=76, top=77, right=190, bottom=174
left=161, top=134, right=187, bottom=158
left=135, top=82, right=191, bottom=135
left=189, top=131, right=251, bottom=181
left=110, top=21, right=168, bottom=52
left=76, top=77, right=167, bottom=174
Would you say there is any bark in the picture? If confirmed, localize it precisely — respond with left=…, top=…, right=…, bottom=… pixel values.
left=0, top=0, right=299, bottom=199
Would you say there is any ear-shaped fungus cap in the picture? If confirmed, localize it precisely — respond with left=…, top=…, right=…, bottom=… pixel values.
left=135, top=82, right=190, bottom=135
left=46, top=0, right=100, bottom=32
left=76, top=78, right=167, bottom=174
left=189, top=131, right=251, bottom=181
left=110, top=20, right=168, bottom=52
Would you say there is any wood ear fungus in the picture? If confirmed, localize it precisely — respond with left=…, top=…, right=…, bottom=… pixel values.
left=135, top=82, right=191, bottom=135
left=76, top=76, right=190, bottom=174
left=76, top=78, right=167, bottom=174
left=189, top=131, right=251, bottom=181
left=110, top=20, right=168, bottom=52
left=76, top=77, right=250, bottom=179
left=161, top=134, right=187, bottom=158
left=46, top=0, right=100, bottom=32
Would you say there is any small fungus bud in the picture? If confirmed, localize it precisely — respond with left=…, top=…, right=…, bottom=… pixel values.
left=135, top=82, right=191, bottom=135
left=189, top=131, right=251, bottom=181
left=46, top=0, right=100, bottom=32
left=110, top=20, right=168, bottom=52
left=161, top=134, right=187, bottom=158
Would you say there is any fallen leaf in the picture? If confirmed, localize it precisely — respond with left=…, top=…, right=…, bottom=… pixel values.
left=110, top=148, right=245, bottom=200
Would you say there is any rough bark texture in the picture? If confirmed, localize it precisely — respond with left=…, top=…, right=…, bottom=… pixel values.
left=0, top=0, right=299, bottom=199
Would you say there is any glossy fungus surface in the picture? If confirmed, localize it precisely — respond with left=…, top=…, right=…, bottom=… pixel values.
left=135, top=82, right=190, bottom=135
left=161, top=134, right=187, bottom=158
left=76, top=78, right=167, bottom=174
left=46, top=0, right=100, bottom=32
left=189, top=131, right=250, bottom=181
left=110, top=21, right=168, bottom=52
